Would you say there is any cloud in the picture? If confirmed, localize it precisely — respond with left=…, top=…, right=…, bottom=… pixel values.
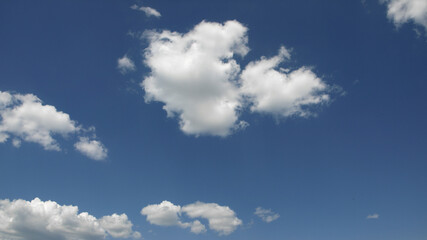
left=240, top=47, right=330, bottom=117
left=254, top=207, right=280, bottom=223
left=142, top=20, right=249, bottom=136
left=182, top=202, right=242, bottom=235
left=74, top=137, right=108, bottom=161
left=140, top=20, right=334, bottom=136
left=189, top=220, right=207, bottom=234
left=117, top=55, right=136, bottom=74
left=0, top=91, right=78, bottom=150
left=381, top=0, right=427, bottom=31
left=100, top=214, right=141, bottom=239
left=0, top=90, right=107, bottom=160
left=12, top=138, right=21, bottom=148
left=141, top=200, right=186, bottom=227
left=141, top=201, right=241, bottom=235
left=0, top=198, right=140, bottom=240
left=140, top=201, right=207, bottom=234
left=367, top=213, right=379, bottom=219
left=131, top=4, right=161, bottom=18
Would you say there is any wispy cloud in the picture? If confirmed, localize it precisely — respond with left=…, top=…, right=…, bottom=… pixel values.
left=254, top=207, right=280, bottom=223
left=367, top=213, right=379, bottom=219
left=117, top=55, right=136, bottom=74
left=131, top=4, right=161, bottom=18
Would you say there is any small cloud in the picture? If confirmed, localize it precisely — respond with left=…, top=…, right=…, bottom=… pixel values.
left=74, top=137, right=108, bottom=160
left=131, top=4, right=161, bottom=18
left=254, top=207, right=280, bottom=223
left=12, top=138, right=21, bottom=148
left=367, top=213, right=379, bottom=219
left=118, top=55, right=136, bottom=74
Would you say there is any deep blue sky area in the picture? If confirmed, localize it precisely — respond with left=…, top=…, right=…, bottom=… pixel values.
left=1, top=0, right=427, bottom=240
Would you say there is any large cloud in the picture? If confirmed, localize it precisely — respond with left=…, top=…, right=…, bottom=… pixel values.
left=0, top=198, right=140, bottom=240
left=140, top=20, right=332, bottom=136
left=381, top=0, right=427, bottom=31
left=0, top=90, right=107, bottom=160
left=142, top=20, right=249, bottom=137
left=141, top=201, right=241, bottom=235
left=240, top=47, right=330, bottom=117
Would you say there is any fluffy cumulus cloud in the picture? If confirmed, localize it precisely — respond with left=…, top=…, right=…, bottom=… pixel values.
left=240, top=47, right=330, bottom=117
left=140, top=20, right=332, bottom=136
left=142, top=20, right=249, bottom=137
left=100, top=214, right=141, bottom=239
left=254, top=207, right=280, bottom=223
left=141, top=201, right=185, bottom=227
left=131, top=4, right=161, bottom=18
left=381, top=0, right=427, bottom=31
left=0, top=198, right=140, bottom=240
left=74, top=137, right=108, bottom=161
left=0, top=90, right=107, bottom=160
left=140, top=201, right=206, bottom=234
left=0, top=91, right=78, bottom=150
left=117, top=55, right=136, bottom=74
left=182, top=202, right=242, bottom=235
left=141, top=201, right=241, bottom=235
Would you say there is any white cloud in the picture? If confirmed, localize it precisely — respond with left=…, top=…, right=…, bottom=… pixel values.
left=182, top=202, right=242, bottom=235
left=117, top=55, right=136, bottom=74
left=12, top=138, right=21, bottom=148
left=0, top=133, right=7, bottom=143
left=189, top=220, right=207, bottom=234
left=131, top=4, right=161, bottom=18
left=0, top=198, right=140, bottom=240
left=141, top=201, right=206, bottom=234
left=140, top=20, right=335, bottom=136
left=367, top=213, right=379, bottom=219
left=382, top=0, right=427, bottom=31
left=240, top=46, right=330, bottom=118
left=0, top=90, right=107, bottom=160
left=254, top=207, right=280, bottom=223
left=99, top=214, right=141, bottom=239
left=0, top=91, right=78, bottom=150
left=74, top=137, right=108, bottom=161
left=141, top=200, right=186, bottom=227
left=141, top=201, right=241, bottom=235
left=0, top=91, right=12, bottom=107
left=142, top=20, right=249, bottom=136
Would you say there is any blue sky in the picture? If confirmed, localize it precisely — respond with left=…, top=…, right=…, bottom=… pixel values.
left=1, top=0, right=427, bottom=239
